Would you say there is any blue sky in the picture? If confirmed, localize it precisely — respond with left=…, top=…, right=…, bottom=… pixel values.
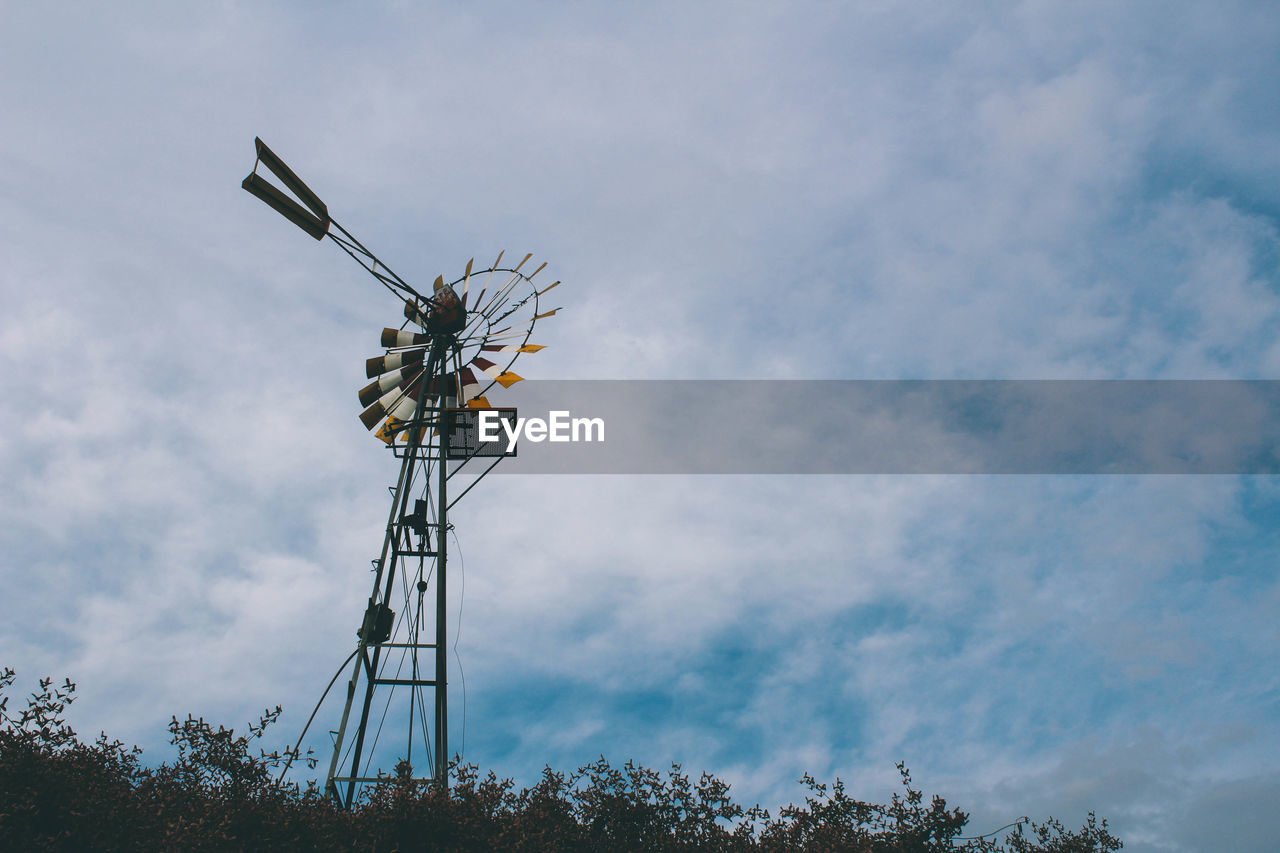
left=3, top=3, right=1279, bottom=850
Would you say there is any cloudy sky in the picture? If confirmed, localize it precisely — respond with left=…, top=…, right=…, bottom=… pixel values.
left=3, top=2, right=1279, bottom=850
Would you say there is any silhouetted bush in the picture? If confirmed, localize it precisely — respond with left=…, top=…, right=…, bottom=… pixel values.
left=0, top=669, right=1121, bottom=851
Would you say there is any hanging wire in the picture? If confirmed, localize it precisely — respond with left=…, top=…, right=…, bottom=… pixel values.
left=409, top=550, right=438, bottom=766
left=450, top=526, right=467, bottom=760
left=957, top=816, right=1030, bottom=841
left=402, top=545, right=422, bottom=769
left=277, top=647, right=359, bottom=781
left=400, top=467, right=438, bottom=773
left=360, top=640, right=411, bottom=778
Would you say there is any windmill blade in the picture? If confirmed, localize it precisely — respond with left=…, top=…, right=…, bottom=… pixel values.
left=459, top=307, right=492, bottom=343
left=470, top=355, right=524, bottom=388
left=466, top=254, right=505, bottom=320
left=405, top=300, right=430, bottom=329
left=374, top=417, right=404, bottom=445
left=481, top=316, right=549, bottom=341
left=491, top=304, right=562, bottom=337
left=359, top=373, right=424, bottom=430
left=433, top=371, right=460, bottom=401
left=481, top=335, right=536, bottom=348
left=387, top=389, right=425, bottom=421
left=359, top=395, right=396, bottom=430
left=481, top=330, right=539, bottom=345
left=366, top=348, right=426, bottom=378
left=458, top=366, right=483, bottom=403
left=358, top=364, right=423, bottom=408
left=481, top=344, right=545, bottom=354
left=381, top=328, right=429, bottom=348
left=479, top=272, right=524, bottom=317
left=461, top=258, right=474, bottom=307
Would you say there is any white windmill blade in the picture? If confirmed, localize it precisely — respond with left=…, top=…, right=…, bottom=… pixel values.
left=366, top=348, right=426, bottom=378
left=468, top=355, right=523, bottom=388
left=381, top=327, right=429, bottom=348
left=359, top=373, right=422, bottom=430
left=478, top=272, right=525, bottom=317
left=476, top=254, right=532, bottom=316
left=466, top=250, right=505, bottom=316
left=458, top=366, right=484, bottom=403
left=482, top=328, right=541, bottom=343
left=358, top=364, right=423, bottom=408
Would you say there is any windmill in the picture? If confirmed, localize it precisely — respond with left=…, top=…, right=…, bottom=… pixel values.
left=241, top=138, right=561, bottom=806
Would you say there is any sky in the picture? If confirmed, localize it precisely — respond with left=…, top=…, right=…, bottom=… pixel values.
left=2, top=2, right=1279, bottom=850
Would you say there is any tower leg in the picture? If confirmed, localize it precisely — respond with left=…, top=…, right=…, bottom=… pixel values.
left=324, top=342, right=452, bottom=805
left=435, top=437, right=449, bottom=790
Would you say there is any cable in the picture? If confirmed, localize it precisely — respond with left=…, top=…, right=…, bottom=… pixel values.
left=450, top=526, right=467, bottom=759
left=278, top=648, right=359, bottom=780
left=957, top=816, right=1029, bottom=841
left=361, top=642, right=409, bottom=778
left=401, top=547, right=421, bottom=768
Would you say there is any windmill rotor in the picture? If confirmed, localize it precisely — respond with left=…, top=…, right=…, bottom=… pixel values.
left=359, top=255, right=561, bottom=445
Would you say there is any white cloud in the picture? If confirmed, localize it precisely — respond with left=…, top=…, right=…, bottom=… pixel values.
left=2, top=3, right=1280, bottom=849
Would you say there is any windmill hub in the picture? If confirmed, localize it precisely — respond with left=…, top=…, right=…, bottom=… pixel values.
left=422, top=282, right=466, bottom=334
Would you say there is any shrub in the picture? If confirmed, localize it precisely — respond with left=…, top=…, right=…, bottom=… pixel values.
left=0, top=669, right=1121, bottom=852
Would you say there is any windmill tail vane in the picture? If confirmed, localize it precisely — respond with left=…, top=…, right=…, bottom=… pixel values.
left=241, top=138, right=563, bottom=806
left=241, top=137, right=330, bottom=241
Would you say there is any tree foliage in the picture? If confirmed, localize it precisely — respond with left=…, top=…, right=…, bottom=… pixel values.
left=0, top=669, right=1121, bottom=851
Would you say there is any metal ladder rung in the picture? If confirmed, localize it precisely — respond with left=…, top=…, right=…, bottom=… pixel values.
left=372, top=678, right=437, bottom=687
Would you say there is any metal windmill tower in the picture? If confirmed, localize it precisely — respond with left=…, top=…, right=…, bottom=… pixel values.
left=241, top=139, right=560, bottom=806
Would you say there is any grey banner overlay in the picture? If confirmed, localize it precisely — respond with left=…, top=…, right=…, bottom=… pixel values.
left=455, top=381, right=1280, bottom=474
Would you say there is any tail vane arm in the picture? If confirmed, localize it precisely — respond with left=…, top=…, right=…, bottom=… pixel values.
left=242, top=137, right=424, bottom=303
